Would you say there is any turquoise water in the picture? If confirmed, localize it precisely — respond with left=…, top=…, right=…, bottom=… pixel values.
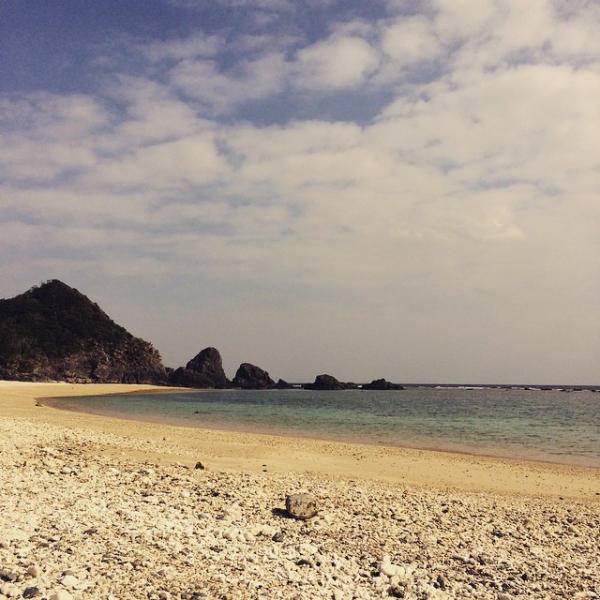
left=47, top=388, right=600, bottom=467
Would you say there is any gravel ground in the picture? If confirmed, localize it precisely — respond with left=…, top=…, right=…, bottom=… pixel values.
left=1, top=416, right=599, bottom=600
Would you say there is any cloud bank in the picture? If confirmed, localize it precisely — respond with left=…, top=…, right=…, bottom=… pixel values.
left=1, top=0, right=598, bottom=383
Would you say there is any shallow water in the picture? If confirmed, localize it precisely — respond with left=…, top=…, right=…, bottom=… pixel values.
left=47, top=388, right=600, bottom=467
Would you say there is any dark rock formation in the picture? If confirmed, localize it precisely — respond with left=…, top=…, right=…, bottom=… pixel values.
left=0, top=280, right=167, bottom=384
left=275, top=378, right=292, bottom=389
left=232, top=363, right=275, bottom=389
left=362, top=378, right=405, bottom=391
left=169, top=347, right=229, bottom=388
left=306, top=374, right=345, bottom=391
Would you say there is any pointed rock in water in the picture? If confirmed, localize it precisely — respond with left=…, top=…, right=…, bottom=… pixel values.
left=285, top=493, right=318, bottom=520
left=232, top=363, right=275, bottom=389
left=169, top=347, right=229, bottom=388
left=275, top=378, right=292, bottom=389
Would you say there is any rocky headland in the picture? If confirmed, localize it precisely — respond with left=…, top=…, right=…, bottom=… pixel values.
left=0, top=281, right=167, bottom=385
left=0, top=281, right=419, bottom=391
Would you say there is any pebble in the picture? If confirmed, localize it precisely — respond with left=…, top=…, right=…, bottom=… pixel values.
left=0, top=416, right=598, bottom=600
left=27, top=565, right=40, bottom=578
left=0, top=583, right=20, bottom=598
left=49, top=591, right=73, bottom=600
left=60, top=575, right=79, bottom=588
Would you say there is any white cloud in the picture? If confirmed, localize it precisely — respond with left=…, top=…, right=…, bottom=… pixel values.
left=170, top=52, right=287, bottom=113
left=381, top=16, right=442, bottom=64
left=90, top=134, right=230, bottom=191
left=433, top=0, right=495, bottom=41
left=293, top=36, right=380, bottom=90
left=0, top=94, right=105, bottom=183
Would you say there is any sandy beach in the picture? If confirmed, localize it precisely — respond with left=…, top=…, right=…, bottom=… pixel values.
left=1, top=382, right=599, bottom=599
left=2, top=382, right=599, bottom=499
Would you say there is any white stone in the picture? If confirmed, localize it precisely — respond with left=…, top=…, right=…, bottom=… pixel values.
left=0, top=583, right=20, bottom=598
left=380, top=557, right=401, bottom=578
left=60, top=575, right=79, bottom=588
left=49, top=591, right=74, bottom=600
left=299, top=542, right=318, bottom=556
left=260, top=525, right=277, bottom=537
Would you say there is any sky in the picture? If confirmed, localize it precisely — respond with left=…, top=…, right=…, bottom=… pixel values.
left=1, top=0, right=599, bottom=385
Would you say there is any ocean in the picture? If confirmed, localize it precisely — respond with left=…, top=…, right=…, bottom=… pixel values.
left=46, top=387, right=600, bottom=468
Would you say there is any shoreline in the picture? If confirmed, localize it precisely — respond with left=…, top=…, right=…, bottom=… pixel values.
left=2, top=381, right=600, bottom=500
left=43, top=392, right=600, bottom=471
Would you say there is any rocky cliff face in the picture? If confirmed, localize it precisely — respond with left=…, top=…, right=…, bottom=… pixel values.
left=232, top=363, right=275, bottom=389
left=0, top=280, right=167, bottom=384
left=169, top=347, right=229, bottom=388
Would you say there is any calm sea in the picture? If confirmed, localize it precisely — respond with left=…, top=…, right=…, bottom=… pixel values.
left=46, top=387, right=600, bottom=467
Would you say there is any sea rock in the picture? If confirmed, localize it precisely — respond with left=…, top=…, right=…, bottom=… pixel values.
left=274, top=379, right=293, bottom=389
left=362, top=379, right=405, bottom=391
left=169, top=347, right=229, bottom=389
left=306, top=374, right=345, bottom=391
left=232, top=363, right=275, bottom=390
left=285, top=493, right=318, bottom=520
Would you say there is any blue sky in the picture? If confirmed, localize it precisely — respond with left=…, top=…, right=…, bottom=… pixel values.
left=1, top=0, right=599, bottom=384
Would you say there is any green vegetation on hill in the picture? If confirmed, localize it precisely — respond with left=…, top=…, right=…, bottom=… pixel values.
left=0, top=280, right=166, bottom=383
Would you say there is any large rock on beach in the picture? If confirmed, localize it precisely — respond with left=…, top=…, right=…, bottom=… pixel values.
left=0, top=279, right=168, bottom=384
left=232, top=363, right=275, bottom=389
left=169, top=347, right=229, bottom=388
left=285, top=493, right=318, bottom=520
left=306, top=374, right=345, bottom=390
